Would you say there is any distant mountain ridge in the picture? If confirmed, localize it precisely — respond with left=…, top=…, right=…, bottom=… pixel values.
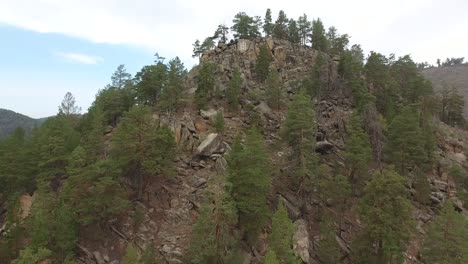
left=0, top=108, right=48, bottom=140
left=422, top=64, right=468, bottom=116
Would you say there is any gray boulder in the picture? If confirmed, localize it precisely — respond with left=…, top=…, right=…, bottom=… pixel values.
left=196, top=133, right=223, bottom=157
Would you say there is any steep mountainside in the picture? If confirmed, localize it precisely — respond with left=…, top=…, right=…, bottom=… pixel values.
left=0, top=108, right=47, bottom=139
left=422, top=64, right=468, bottom=116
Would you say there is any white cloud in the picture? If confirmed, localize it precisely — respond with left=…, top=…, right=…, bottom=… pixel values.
left=55, top=52, right=103, bottom=64
left=0, top=0, right=467, bottom=65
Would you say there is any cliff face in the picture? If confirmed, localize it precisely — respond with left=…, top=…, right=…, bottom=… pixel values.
left=31, top=39, right=467, bottom=264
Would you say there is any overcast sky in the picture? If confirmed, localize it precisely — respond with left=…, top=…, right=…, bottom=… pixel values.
left=0, top=0, right=467, bottom=118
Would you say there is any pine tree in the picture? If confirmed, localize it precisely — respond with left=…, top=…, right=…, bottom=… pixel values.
left=316, top=213, right=341, bottom=264
left=11, top=247, right=51, bottom=264
left=421, top=201, right=468, bottom=264
left=288, top=19, right=300, bottom=44
left=269, top=201, right=297, bottom=263
left=111, top=105, right=175, bottom=199
left=311, top=18, right=328, bottom=51
left=297, top=14, right=311, bottom=46
left=255, top=45, right=273, bottom=82
left=386, top=105, right=426, bottom=175
left=192, top=39, right=202, bottom=59
left=231, top=12, right=260, bottom=39
left=263, top=8, right=274, bottom=36
left=266, top=69, right=282, bottom=110
left=227, top=68, right=242, bottom=111
left=111, top=64, right=132, bottom=89
left=344, top=114, right=372, bottom=193
left=413, top=171, right=431, bottom=205
left=228, top=129, right=271, bottom=242
left=351, top=169, right=414, bottom=263
left=160, top=57, right=186, bottom=113
left=273, top=10, right=288, bottom=39
left=264, top=250, right=280, bottom=264
left=122, top=245, right=139, bottom=264
left=283, top=90, right=318, bottom=191
left=195, top=62, right=216, bottom=109
left=91, top=84, right=134, bottom=127
left=134, top=62, right=167, bottom=105
left=215, top=111, right=225, bottom=133
left=59, top=92, right=81, bottom=116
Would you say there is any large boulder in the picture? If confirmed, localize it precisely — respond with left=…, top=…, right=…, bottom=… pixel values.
left=293, top=219, right=311, bottom=263
left=254, top=101, right=274, bottom=120
left=200, top=109, right=218, bottom=120
left=196, top=133, right=223, bottom=157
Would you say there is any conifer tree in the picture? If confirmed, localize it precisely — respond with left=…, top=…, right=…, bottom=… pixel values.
left=227, top=68, right=242, bottom=111
left=283, top=90, right=318, bottom=191
left=316, top=213, right=341, bottom=264
left=160, top=57, right=186, bottom=113
left=215, top=111, right=225, bottom=133
left=111, top=105, right=175, bottom=199
left=263, top=8, right=274, bottom=36
left=231, top=12, right=260, bottom=39
left=413, top=171, right=431, bottom=205
left=351, top=169, right=414, bottom=263
left=311, top=18, right=328, bottom=51
left=111, top=64, right=132, bottom=89
left=273, top=10, right=288, bottom=39
left=195, top=62, right=216, bottom=109
left=269, top=201, right=297, bottom=263
left=228, top=129, right=271, bottom=242
left=264, top=250, right=280, bottom=264
left=288, top=19, right=300, bottom=44
left=255, top=45, right=273, bottom=82
left=134, top=62, right=167, bottom=106
left=421, top=201, right=468, bottom=264
left=91, top=84, right=134, bottom=127
left=192, top=39, right=202, bottom=59
left=59, top=92, right=81, bottom=116
left=344, top=114, right=372, bottom=193
left=122, top=245, right=139, bottom=264
left=386, top=106, right=426, bottom=175
left=266, top=69, right=282, bottom=110
left=297, top=14, right=311, bottom=46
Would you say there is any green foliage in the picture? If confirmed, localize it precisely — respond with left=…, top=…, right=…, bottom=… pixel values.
left=439, top=85, right=465, bottom=127
left=255, top=45, right=273, bottom=82
left=0, top=108, right=45, bottom=140
left=344, top=114, right=372, bottom=193
left=386, top=106, right=428, bottom=174
left=413, top=172, right=431, bottom=205
left=269, top=201, right=297, bottom=264
left=215, top=112, right=225, bottom=133
left=54, top=200, right=78, bottom=260
left=160, top=57, right=187, bottom=113
left=421, top=201, right=468, bottom=264
left=231, top=12, right=260, bottom=39
left=263, top=9, right=274, bottom=36
left=311, top=18, right=329, bottom=51
left=316, top=213, right=341, bottom=264
left=326, top=26, right=349, bottom=56
left=111, top=105, right=175, bottom=199
left=273, top=10, right=288, bottom=39
left=449, top=165, right=468, bottom=208
left=111, top=64, right=132, bottom=89
left=134, top=62, right=167, bottom=105
left=91, top=84, right=134, bottom=127
left=288, top=19, right=300, bottom=44
left=264, top=250, right=280, bottom=264
left=351, top=169, right=414, bottom=263
left=227, top=68, right=242, bottom=111
left=228, top=129, right=271, bottom=242
left=266, top=69, right=282, bottom=110
left=297, top=14, right=311, bottom=46
left=195, top=62, right=216, bottom=109
left=188, top=179, right=240, bottom=264
left=302, top=53, right=326, bottom=98
left=59, top=92, right=81, bottom=116
left=283, top=90, right=318, bottom=190
left=11, top=247, right=51, bottom=264
left=122, top=244, right=140, bottom=264
left=141, top=245, right=157, bottom=264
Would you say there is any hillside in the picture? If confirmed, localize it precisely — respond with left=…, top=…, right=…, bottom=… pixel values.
left=422, top=64, right=468, bottom=116
left=1, top=9, right=468, bottom=264
left=0, top=108, right=47, bottom=140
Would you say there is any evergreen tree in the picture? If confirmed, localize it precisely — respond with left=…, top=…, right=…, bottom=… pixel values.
left=303, top=53, right=326, bottom=98
left=421, top=201, right=468, bottom=264
left=228, top=129, right=271, bottom=242
left=288, top=19, right=300, bottom=44
left=316, top=213, right=341, bottom=264
left=215, top=111, right=225, bottom=133
left=231, top=12, right=260, bottom=39
left=311, top=18, right=328, bottom=51
left=91, top=85, right=134, bottom=127
left=255, top=45, right=273, bottom=82
left=59, top=92, right=81, bottom=116
left=351, top=169, right=414, bottom=263
left=227, top=68, right=242, bottom=111
left=192, top=39, right=202, bottom=59
left=386, top=106, right=426, bottom=175
left=344, top=114, right=372, bottom=193
left=413, top=171, right=431, bottom=205
left=214, top=24, right=229, bottom=43
left=327, top=26, right=349, bottom=56
left=297, top=14, right=311, bottom=46
left=269, top=201, right=297, bottom=264
left=111, top=105, right=175, bottom=199
left=195, top=62, right=216, bottom=109
left=273, top=10, right=288, bottom=39
left=122, top=245, right=139, bottom=264
left=283, top=90, right=318, bottom=191
left=264, top=250, right=280, bottom=264
left=111, top=64, right=132, bottom=89
left=266, top=69, right=282, bottom=110
left=263, top=8, right=274, bottom=36
left=11, top=247, right=51, bottom=264
left=134, top=62, right=167, bottom=106
left=160, top=57, right=186, bottom=113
